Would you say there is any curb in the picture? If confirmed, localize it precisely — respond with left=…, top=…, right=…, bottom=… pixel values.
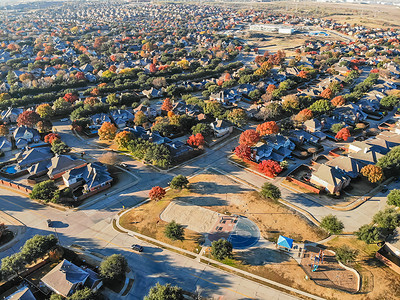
left=0, top=211, right=27, bottom=253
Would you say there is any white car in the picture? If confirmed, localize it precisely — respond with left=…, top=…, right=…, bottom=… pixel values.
left=60, top=118, right=69, bottom=122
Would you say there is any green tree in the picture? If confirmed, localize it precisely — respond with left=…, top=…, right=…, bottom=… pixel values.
left=100, top=254, right=128, bottom=281
left=169, top=175, right=189, bottom=190
left=51, top=139, right=71, bottom=155
left=330, top=123, right=344, bottom=134
left=211, top=239, right=233, bottom=260
left=0, top=253, right=26, bottom=276
left=21, top=234, right=58, bottom=262
left=259, top=183, right=281, bottom=201
left=377, top=146, right=400, bottom=173
left=106, top=93, right=119, bottom=105
left=373, top=207, right=400, bottom=231
left=380, top=95, right=399, bottom=109
left=30, top=180, right=58, bottom=202
left=53, top=97, right=72, bottom=115
left=191, top=123, right=213, bottom=136
left=320, top=214, right=344, bottom=234
left=227, top=108, right=247, bottom=127
left=164, top=221, right=184, bottom=241
left=388, top=189, right=400, bottom=207
left=69, top=287, right=96, bottom=300
left=355, top=224, right=382, bottom=244
left=204, top=101, right=224, bottom=118
left=144, top=283, right=184, bottom=300
left=309, top=99, right=331, bottom=114
left=335, top=245, right=358, bottom=264
left=50, top=294, right=63, bottom=300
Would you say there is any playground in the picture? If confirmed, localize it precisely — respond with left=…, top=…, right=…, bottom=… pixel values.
left=300, top=245, right=359, bottom=293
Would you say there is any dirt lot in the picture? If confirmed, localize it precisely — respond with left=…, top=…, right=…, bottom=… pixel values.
left=119, top=189, right=203, bottom=253
left=243, top=1, right=400, bottom=28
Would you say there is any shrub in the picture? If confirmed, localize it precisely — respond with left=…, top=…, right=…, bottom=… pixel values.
left=164, top=220, right=184, bottom=241
left=259, top=183, right=281, bottom=201
left=320, top=214, right=344, bottom=234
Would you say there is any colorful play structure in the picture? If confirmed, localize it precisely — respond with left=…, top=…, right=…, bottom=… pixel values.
left=311, top=249, right=325, bottom=272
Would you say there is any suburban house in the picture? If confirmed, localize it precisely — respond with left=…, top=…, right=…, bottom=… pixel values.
left=62, top=162, right=113, bottom=192
left=6, top=286, right=36, bottom=300
left=310, top=164, right=351, bottom=194
left=133, top=104, right=157, bottom=118
left=304, top=119, right=322, bottom=133
left=325, top=156, right=364, bottom=178
left=29, top=155, right=87, bottom=179
left=142, top=87, right=163, bottom=99
left=210, top=119, right=233, bottom=137
left=16, top=147, right=53, bottom=170
left=41, top=260, right=102, bottom=298
left=1, top=107, right=24, bottom=123
left=0, top=137, right=12, bottom=152
left=110, top=109, right=134, bottom=128
left=13, top=126, right=41, bottom=148
left=376, top=228, right=400, bottom=275
left=209, top=90, right=241, bottom=106
left=332, top=103, right=368, bottom=125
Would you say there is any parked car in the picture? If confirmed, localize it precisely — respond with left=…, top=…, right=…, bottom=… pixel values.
left=118, top=162, right=128, bottom=168
left=131, top=244, right=143, bottom=252
left=60, top=118, right=69, bottom=122
left=47, top=219, right=53, bottom=227
left=381, top=185, right=388, bottom=193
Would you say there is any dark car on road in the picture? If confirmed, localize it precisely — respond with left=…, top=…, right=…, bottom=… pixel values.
left=131, top=244, right=143, bottom=252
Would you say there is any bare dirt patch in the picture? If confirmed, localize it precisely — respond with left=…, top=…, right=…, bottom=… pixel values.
left=160, top=200, right=220, bottom=234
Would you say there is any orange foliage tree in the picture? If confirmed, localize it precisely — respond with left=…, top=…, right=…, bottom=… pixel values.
left=161, top=98, right=173, bottom=112
left=331, top=96, right=345, bottom=107
left=256, top=121, right=279, bottom=136
left=44, top=133, right=60, bottom=144
left=335, top=127, right=351, bottom=141
left=63, top=93, right=78, bottom=103
left=320, top=88, right=333, bottom=99
left=98, top=122, right=117, bottom=140
left=239, top=130, right=260, bottom=146
left=114, top=131, right=134, bottom=149
left=258, top=160, right=283, bottom=178
left=187, top=133, right=205, bottom=148
left=294, top=109, right=313, bottom=123
left=360, top=165, right=384, bottom=183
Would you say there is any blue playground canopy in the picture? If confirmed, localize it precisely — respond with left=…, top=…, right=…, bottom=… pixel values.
left=277, top=235, right=293, bottom=249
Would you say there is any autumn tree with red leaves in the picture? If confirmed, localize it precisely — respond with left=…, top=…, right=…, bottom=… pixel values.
left=331, top=96, right=345, bottom=107
left=187, top=133, right=205, bottom=148
left=98, top=122, right=117, bottom=140
left=149, top=186, right=166, bottom=201
left=44, top=133, right=60, bottom=144
left=161, top=98, right=173, bottom=112
left=17, top=111, right=40, bottom=127
left=335, top=127, right=351, bottom=141
left=63, top=93, right=78, bottom=103
left=149, top=63, right=157, bottom=73
left=234, top=144, right=252, bottom=160
left=258, top=160, right=283, bottom=178
left=239, top=130, right=260, bottom=146
left=256, top=121, right=279, bottom=136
